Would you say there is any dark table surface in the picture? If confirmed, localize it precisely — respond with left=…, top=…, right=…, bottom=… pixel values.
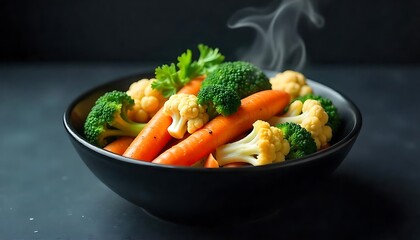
left=1, top=63, right=419, bottom=239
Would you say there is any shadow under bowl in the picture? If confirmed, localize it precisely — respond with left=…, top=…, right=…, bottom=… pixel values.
left=63, top=72, right=362, bottom=225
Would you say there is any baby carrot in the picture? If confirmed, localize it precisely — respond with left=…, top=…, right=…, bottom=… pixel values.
left=152, top=90, right=291, bottom=166
left=204, top=153, right=219, bottom=168
left=122, top=76, right=204, bottom=161
left=103, top=137, right=134, bottom=155
left=223, top=162, right=250, bottom=168
left=177, top=76, right=205, bottom=94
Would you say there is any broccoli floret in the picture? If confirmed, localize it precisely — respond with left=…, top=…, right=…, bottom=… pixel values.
left=196, top=85, right=241, bottom=118
left=201, top=61, right=271, bottom=99
left=268, top=99, right=332, bottom=150
left=84, top=90, right=146, bottom=147
left=294, top=94, right=340, bottom=133
left=276, top=122, right=317, bottom=160
left=197, top=61, right=271, bottom=118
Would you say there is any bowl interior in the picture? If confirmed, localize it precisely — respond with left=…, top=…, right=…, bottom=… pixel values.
left=65, top=72, right=361, bottom=168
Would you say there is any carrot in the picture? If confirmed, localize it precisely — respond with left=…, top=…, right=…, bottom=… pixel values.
left=204, top=153, right=219, bottom=168
left=177, top=76, right=205, bottom=94
left=103, top=137, right=134, bottom=155
left=162, top=133, right=191, bottom=152
left=223, top=162, right=250, bottom=168
left=152, top=90, right=291, bottom=166
left=122, top=76, right=205, bottom=161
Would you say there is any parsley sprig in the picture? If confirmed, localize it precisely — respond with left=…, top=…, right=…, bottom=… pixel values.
left=152, top=44, right=225, bottom=97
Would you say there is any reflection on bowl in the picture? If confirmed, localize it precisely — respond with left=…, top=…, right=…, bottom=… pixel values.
left=63, top=72, right=362, bottom=225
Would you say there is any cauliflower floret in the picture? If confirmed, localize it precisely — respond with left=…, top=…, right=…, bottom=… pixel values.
left=268, top=99, right=332, bottom=149
left=270, top=70, right=313, bottom=99
left=283, top=100, right=303, bottom=117
left=299, top=100, right=332, bottom=148
left=163, top=93, right=209, bottom=139
left=126, top=78, right=167, bottom=123
left=215, top=120, right=290, bottom=166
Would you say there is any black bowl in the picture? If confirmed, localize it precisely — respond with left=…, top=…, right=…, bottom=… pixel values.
left=63, top=72, right=362, bottom=225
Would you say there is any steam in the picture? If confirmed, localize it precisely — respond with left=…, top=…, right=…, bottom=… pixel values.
left=227, top=0, right=324, bottom=71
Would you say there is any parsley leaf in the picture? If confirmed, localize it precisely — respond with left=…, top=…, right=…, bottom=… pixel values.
left=151, top=44, right=225, bottom=97
left=153, top=64, right=183, bottom=97
left=197, top=44, right=225, bottom=75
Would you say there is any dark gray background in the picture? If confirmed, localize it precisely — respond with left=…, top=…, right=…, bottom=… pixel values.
left=1, top=0, right=420, bottom=239
left=1, top=0, right=419, bottom=64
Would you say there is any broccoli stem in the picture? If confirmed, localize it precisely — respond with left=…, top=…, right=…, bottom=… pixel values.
left=112, top=116, right=146, bottom=136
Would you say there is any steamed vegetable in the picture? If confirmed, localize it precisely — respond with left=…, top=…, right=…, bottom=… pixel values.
left=270, top=70, right=312, bottom=99
left=103, top=136, right=134, bottom=155
left=197, top=85, right=241, bottom=118
left=197, top=61, right=271, bottom=118
left=293, top=94, right=340, bottom=134
left=204, top=153, right=219, bottom=168
left=84, top=91, right=146, bottom=147
left=152, top=90, right=291, bottom=166
left=151, top=44, right=224, bottom=97
left=126, top=78, right=167, bottom=123
left=276, top=122, right=317, bottom=160
left=215, top=120, right=290, bottom=166
left=202, top=61, right=272, bottom=98
left=162, top=93, right=209, bottom=139
left=122, top=76, right=204, bottom=161
left=268, top=99, right=332, bottom=149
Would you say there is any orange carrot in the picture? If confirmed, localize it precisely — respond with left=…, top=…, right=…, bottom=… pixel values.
left=223, top=162, right=250, bottom=168
left=104, top=137, right=134, bottom=155
left=122, top=76, right=204, bottom=161
left=162, top=133, right=191, bottom=152
left=177, top=76, right=205, bottom=94
left=204, top=153, right=219, bottom=168
left=152, top=90, right=291, bottom=166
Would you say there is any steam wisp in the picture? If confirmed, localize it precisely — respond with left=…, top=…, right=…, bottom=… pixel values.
left=228, top=0, right=324, bottom=71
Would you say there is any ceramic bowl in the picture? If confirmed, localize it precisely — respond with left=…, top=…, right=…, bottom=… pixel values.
left=63, top=72, right=362, bottom=225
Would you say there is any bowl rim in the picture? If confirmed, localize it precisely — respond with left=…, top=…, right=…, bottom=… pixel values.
left=63, top=73, right=362, bottom=172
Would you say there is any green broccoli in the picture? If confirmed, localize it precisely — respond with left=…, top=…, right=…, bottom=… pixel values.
left=84, top=90, right=146, bottom=147
left=268, top=99, right=331, bottom=150
left=197, top=61, right=271, bottom=117
left=196, top=85, right=241, bottom=118
left=201, top=61, right=271, bottom=99
left=294, top=94, right=340, bottom=133
left=276, top=122, right=317, bottom=160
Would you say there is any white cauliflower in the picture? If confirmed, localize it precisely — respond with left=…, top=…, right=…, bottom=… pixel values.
left=270, top=70, right=313, bottom=99
left=268, top=99, right=332, bottom=149
left=163, top=93, right=209, bottom=139
left=215, top=120, right=290, bottom=166
left=126, top=78, right=167, bottom=123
